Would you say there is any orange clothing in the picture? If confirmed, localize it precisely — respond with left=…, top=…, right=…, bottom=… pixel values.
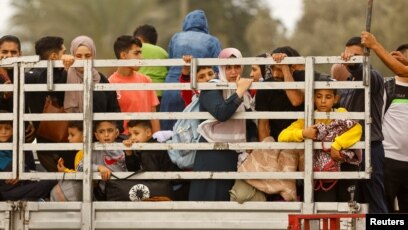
left=109, top=71, right=160, bottom=131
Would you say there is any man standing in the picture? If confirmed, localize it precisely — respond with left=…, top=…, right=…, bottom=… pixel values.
left=340, top=36, right=387, bottom=213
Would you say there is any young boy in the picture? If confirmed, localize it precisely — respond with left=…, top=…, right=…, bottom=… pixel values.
left=278, top=88, right=362, bottom=202
left=179, top=55, right=215, bottom=106
left=93, top=120, right=127, bottom=181
left=109, top=35, right=160, bottom=133
left=123, top=120, right=179, bottom=200
left=57, top=121, right=85, bottom=173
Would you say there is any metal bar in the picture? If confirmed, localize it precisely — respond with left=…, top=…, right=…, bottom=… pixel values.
left=82, top=59, right=93, bottom=230
left=46, top=60, right=54, bottom=91
left=363, top=0, right=374, bottom=86
left=0, top=55, right=39, bottom=65
left=18, top=64, right=25, bottom=181
left=12, top=64, right=18, bottom=181
left=190, top=58, right=198, bottom=89
left=303, top=57, right=315, bottom=212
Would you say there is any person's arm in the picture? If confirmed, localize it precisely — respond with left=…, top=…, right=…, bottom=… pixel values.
left=331, top=109, right=363, bottom=150
left=150, top=106, right=160, bottom=133
left=361, top=31, right=408, bottom=78
left=282, top=65, right=304, bottom=106
left=278, top=119, right=306, bottom=142
left=257, top=119, right=270, bottom=142
left=272, top=53, right=304, bottom=106
left=199, top=77, right=252, bottom=122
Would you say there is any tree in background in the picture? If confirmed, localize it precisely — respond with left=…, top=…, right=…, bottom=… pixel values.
left=288, top=0, right=408, bottom=76
left=7, top=0, right=284, bottom=59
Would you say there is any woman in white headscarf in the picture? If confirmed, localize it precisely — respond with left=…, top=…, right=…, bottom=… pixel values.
left=64, top=36, right=122, bottom=132
left=188, top=48, right=253, bottom=201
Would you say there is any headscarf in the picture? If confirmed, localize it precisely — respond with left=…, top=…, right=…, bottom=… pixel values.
left=255, top=53, right=273, bottom=81
left=217, top=48, right=243, bottom=99
left=64, top=36, right=101, bottom=113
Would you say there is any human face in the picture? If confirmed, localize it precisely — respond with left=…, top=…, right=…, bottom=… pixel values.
left=67, top=127, right=83, bottom=143
left=271, top=65, right=284, bottom=81
left=94, top=121, right=119, bottom=144
left=0, top=41, right=20, bottom=59
left=121, top=44, right=142, bottom=71
left=250, top=65, right=262, bottom=82
left=225, top=65, right=242, bottom=82
left=0, top=123, right=12, bottom=142
left=74, top=45, right=93, bottom=73
left=314, top=89, right=339, bottom=112
left=127, top=125, right=152, bottom=143
left=197, top=67, right=215, bottom=82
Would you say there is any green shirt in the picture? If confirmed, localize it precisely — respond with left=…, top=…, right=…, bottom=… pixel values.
left=139, top=43, right=168, bottom=97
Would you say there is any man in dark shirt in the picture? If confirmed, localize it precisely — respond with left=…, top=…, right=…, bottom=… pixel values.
left=340, top=36, right=387, bottom=213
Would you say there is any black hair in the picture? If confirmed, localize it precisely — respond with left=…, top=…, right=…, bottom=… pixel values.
left=345, top=36, right=363, bottom=48
left=0, top=110, right=12, bottom=126
left=133, top=24, right=158, bottom=45
left=396, top=44, right=408, bottom=52
left=271, top=46, right=300, bottom=57
left=0, top=35, right=21, bottom=52
left=93, top=120, right=117, bottom=132
left=68, top=121, right=83, bottom=132
left=35, top=36, right=64, bottom=60
left=127, top=120, right=151, bottom=129
left=113, top=35, right=142, bottom=59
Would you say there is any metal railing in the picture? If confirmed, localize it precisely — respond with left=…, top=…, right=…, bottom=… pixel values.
left=0, top=55, right=370, bottom=230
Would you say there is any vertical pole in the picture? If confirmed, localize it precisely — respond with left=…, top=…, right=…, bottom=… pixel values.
left=81, top=59, right=93, bottom=230
left=362, top=0, right=373, bottom=86
left=190, top=58, right=198, bottom=90
left=12, top=63, right=19, bottom=180
left=303, top=57, right=315, bottom=214
left=18, top=65, right=25, bottom=181
left=46, top=60, right=54, bottom=91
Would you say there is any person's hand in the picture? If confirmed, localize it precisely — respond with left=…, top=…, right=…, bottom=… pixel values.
left=2, top=80, right=12, bottom=99
left=390, top=51, right=408, bottom=66
left=25, top=123, right=36, bottom=143
left=272, top=53, right=288, bottom=63
left=57, top=157, right=66, bottom=172
left=5, top=178, right=19, bottom=185
left=61, top=54, right=75, bottom=70
left=330, top=147, right=343, bottom=161
left=360, top=31, right=378, bottom=50
left=122, top=139, right=133, bottom=147
left=98, top=165, right=112, bottom=181
left=235, top=75, right=253, bottom=98
left=181, top=55, right=192, bottom=75
left=302, top=125, right=317, bottom=139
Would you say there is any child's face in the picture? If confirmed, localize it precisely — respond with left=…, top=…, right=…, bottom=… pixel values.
left=197, top=67, right=215, bottom=82
left=0, top=123, right=12, bottom=142
left=250, top=65, right=262, bottom=82
left=314, top=89, right=339, bottom=112
left=67, top=127, right=83, bottom=143
left=94, top=121, right=119, bottom=143
left=127, top=125, right=152, bottom=143
left=121, top=44, right=142, bottom=71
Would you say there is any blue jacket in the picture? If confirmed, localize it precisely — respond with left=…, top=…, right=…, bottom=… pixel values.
left=160, top=10, right=222, bottom=130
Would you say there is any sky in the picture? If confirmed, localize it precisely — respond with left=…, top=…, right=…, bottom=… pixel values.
left=0, top=0, right=303, bottom=34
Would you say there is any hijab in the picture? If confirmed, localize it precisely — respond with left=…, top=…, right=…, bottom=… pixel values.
left=64, top=36, right=101, bottom=113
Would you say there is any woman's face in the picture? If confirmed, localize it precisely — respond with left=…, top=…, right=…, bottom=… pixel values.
left=74, top=45, right=93, bottom=73
left=250, top=65, right=262, bottom=82
left=225, top=65, right=242, bottom=82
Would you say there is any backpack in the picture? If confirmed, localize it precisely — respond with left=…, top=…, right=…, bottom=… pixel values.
left=384, top=77, right=396, bottom=113
left=167, top=95, right=201, bottom=169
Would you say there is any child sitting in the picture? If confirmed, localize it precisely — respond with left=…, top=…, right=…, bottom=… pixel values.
left=278, top=88, right=362, bottom=202
left=0, top=110, right=56, bottom=201
left=51, top=121, right=84, bottom=201
left=123, top=120, right=179, bottom=200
